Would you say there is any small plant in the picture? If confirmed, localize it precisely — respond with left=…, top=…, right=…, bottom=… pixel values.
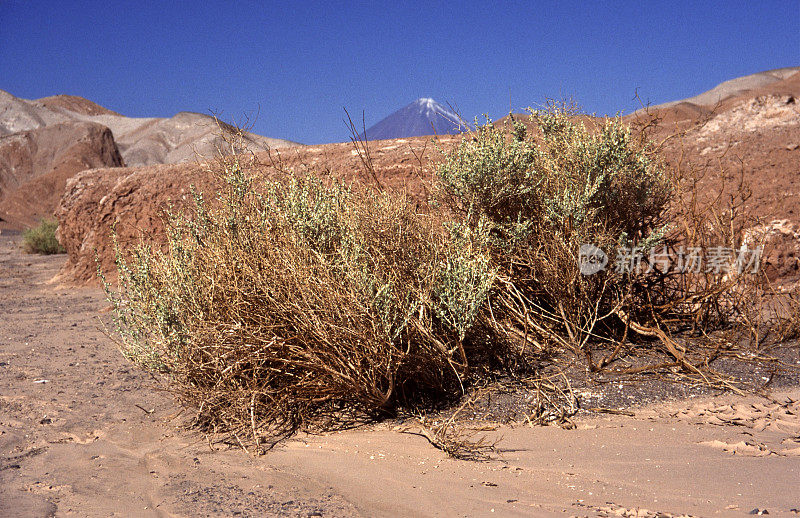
left=22, top=218, right=66, bottom=255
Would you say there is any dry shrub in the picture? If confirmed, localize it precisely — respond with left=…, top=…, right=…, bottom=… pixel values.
left=628, top=109, right=791, bottom=360
left=436, top=104, right=777, bottom=378
left=437, top=104, right=672, bottom=354
left=103, top=142, right=501, bottom=447
left=104, top=107, right=794, bottom=452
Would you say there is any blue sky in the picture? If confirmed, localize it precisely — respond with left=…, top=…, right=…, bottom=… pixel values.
left=1, top=1, right=798, bottom=144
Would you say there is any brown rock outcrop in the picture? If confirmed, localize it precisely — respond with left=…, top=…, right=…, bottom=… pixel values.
left=0, top=121, right=123, bottom=228
left=55, top=136, right=455, bottom=284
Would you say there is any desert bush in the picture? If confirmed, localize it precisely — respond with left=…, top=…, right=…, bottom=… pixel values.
left=436, top=104, right=775, bottom=377
left=105, top=109, right=774, bottom=449
left=104, top=148, right=500, bottom=446
left=22, top=218, right=66, bottom=254
left=436, top=105, right=675, bottom=355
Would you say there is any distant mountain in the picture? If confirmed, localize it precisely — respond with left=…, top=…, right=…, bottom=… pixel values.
left=0, top=90, right=299, bottom=167
left=0, top=89, right=300, bottom=228
left=362, top=98, right=471, bottom=141
left=641, top=66, right=800, bottom=112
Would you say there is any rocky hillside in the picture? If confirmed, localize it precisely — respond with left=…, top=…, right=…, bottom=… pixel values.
left=0, top=90, right=298, bottom=167
left=0, top=90, right=299, bottom=229
left=0, top=122, right=123, bottom=228
left=646, top=67, right=799, bottom=112
left=633, top=69, right=800, bottom=283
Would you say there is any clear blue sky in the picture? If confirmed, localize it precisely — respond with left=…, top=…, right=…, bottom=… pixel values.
left=1, top=1, right=798, bottom=144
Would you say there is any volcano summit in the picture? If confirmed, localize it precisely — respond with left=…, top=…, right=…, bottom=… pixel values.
left=362, top=98, right=471, bottom=140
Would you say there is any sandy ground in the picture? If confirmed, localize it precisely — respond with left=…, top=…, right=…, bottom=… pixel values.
left=2, top=230, right=800, bottom=517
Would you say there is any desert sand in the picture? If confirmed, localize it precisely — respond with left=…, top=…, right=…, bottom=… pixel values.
left=2, top=230, right=799, bottom=517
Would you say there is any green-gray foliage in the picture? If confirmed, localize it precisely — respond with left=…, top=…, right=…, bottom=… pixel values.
left=22, top=218, right=66, bottom=255
left=437, top=109, right=671, bottom=251
left=436, top=106, right=674, bottom=349
left=103, top=157, right=499, bottom=439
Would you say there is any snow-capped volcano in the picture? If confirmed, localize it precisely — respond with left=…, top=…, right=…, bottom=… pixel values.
left=361, top=98, right=471, bottom=140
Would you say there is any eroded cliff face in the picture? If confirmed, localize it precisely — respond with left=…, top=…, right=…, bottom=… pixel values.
left=52, top=71, right=800, bottom=287
left=55, top=136, right=453, bottom=284
left=0, top=121, right=123, bottom=228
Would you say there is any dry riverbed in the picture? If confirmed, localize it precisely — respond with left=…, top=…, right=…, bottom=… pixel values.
left=2, top=230, right=799, bottom=517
